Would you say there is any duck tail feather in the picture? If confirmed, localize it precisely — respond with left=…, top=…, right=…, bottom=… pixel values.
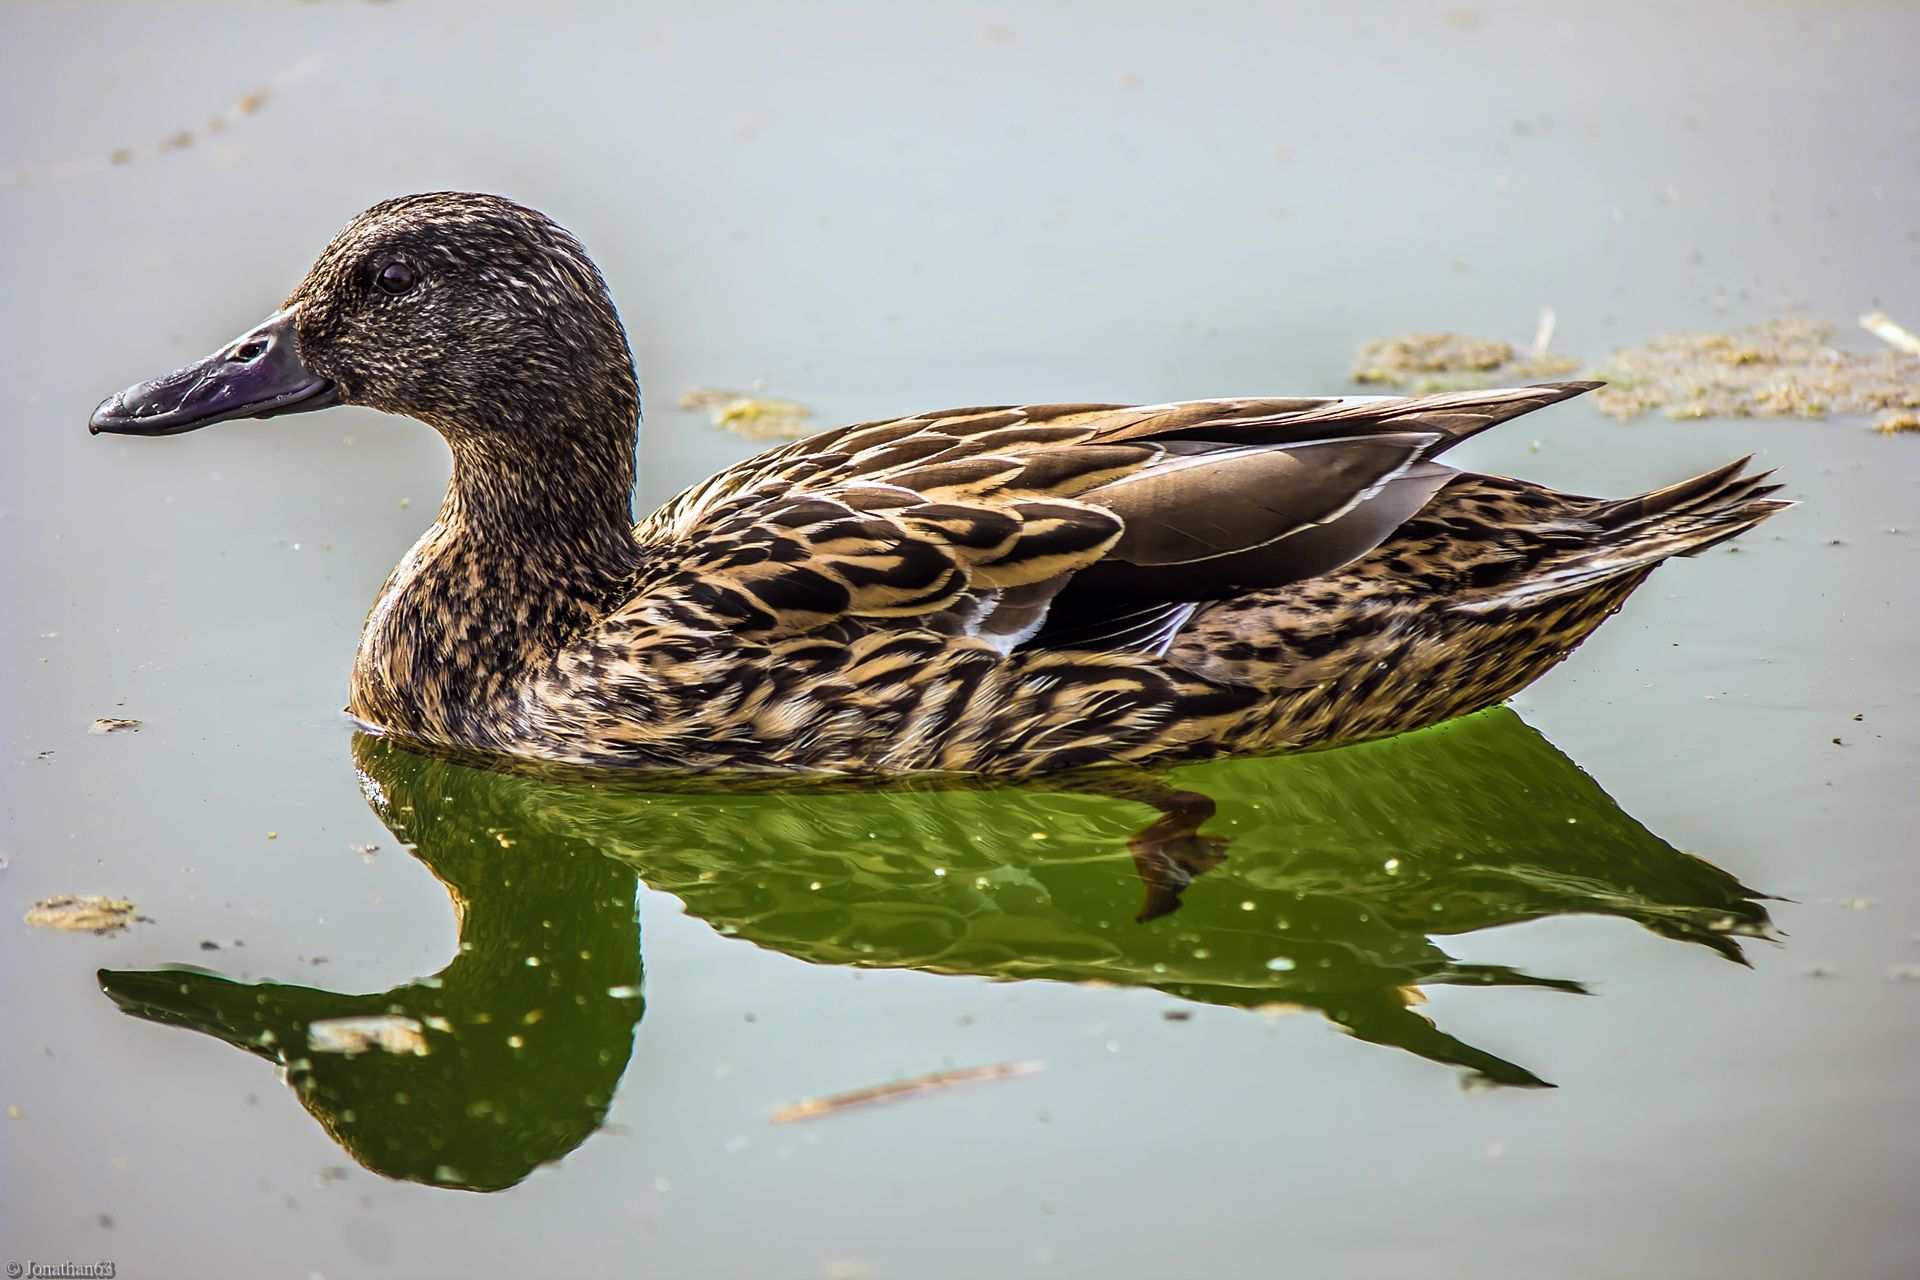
left=1592, top=455, right=1793, bottom=554
left=1451, top=459, right=1791, bottom=613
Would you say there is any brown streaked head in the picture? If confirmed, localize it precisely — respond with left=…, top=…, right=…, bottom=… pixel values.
left=90, top=192, right=640, bottom=449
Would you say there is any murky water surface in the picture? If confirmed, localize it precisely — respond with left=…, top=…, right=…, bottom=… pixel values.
left=3, top=3, right=1916, bottom=1277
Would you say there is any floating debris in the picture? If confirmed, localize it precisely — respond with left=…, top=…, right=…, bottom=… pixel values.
left=770, top=1059, right=1042, bottom=1124
left=1355, top=313, right=1920, bottom=432
left=307, top=1015, right=430, bottom=1057
left=679, top=386, right=815, bottom=441
left=1589, top=317, right=1920, bottom=431
left=25, top=895, right=145, bottom=935
left=89, top=718, right=141, bottom=735
left=0, top=56, right=325, bottom=187
left=1352, top=318, right=1581, bottom=393
left=1250, top=1000, right=1308, bottom=1018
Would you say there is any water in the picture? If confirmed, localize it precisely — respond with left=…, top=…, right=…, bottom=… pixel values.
left=3, top=3, right=1916, bottom=1277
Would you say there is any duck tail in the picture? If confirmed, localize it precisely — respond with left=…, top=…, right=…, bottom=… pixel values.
left=1449, top=458, right=1792, bottom=613
left=1589, top=455, right=1794, bottom=560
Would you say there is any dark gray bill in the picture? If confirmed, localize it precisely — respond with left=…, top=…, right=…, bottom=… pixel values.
left=88, top=307, right=339, bottom=436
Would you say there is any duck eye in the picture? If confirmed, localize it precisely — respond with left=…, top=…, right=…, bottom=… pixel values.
left=375, top=261, right=417, bottom=296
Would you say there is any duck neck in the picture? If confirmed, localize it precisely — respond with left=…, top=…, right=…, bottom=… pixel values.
left=440, top=420, right=640, bottom=569
left=351, top=391, right=644, bottom=749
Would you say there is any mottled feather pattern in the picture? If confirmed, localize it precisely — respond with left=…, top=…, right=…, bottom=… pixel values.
left=150, top=194, right=1786, bottom=775
left=484, top=394, right=1780, bottom=774
left=346, top=386, right=1787, bottom=774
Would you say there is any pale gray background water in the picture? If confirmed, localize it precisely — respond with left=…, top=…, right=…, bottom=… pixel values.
left=3, top=3, right=1916, bottom=1277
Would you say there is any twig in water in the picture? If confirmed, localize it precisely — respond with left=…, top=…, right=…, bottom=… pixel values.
left=769, top=1060, right=1044, bottom=1124
left=1859, top=311, right=1920, bottom=357
left=1529, top=307, right=1557, bottom=361
left=0, top=55, right=326, bottom=187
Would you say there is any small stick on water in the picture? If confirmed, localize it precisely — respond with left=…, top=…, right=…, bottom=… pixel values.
left=769, top=1060, right=1044, bottom=1124
left=1858, top=311, right=1920, bottom=357
left=1529, top=307, right=1557, bottom=360
left=0, top=55, right=325, bottom=188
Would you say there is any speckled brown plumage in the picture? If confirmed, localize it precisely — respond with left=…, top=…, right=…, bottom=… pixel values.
left=97, top=193, right=1792, bottom=774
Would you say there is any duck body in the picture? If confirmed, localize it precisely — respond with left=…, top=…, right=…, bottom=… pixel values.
left=90, top=193, right=1788, bottom=775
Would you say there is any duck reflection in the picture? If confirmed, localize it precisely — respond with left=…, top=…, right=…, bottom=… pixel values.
left=100, top=708, right=1771, bottom=1191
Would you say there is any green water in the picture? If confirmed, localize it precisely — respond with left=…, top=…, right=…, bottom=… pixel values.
left=3, top=3, right=1916, bottom=1278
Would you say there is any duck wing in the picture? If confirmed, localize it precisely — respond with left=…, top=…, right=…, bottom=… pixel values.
left=626, top=383, right=1598, bottom=654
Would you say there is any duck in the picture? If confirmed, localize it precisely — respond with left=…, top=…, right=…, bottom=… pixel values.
left=89, top=191, right=1789, bottom=775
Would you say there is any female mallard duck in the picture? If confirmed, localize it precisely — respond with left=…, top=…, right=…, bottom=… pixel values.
left=90, top=192, right=1787, bottom=775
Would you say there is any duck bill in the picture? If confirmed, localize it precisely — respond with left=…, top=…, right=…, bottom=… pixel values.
left=88, top=306, right=339, bottom=437
left=97, top=966, right=285, bottom=1063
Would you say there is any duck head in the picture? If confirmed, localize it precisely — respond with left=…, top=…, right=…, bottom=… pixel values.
left=89, top=192, right=641, bottom=469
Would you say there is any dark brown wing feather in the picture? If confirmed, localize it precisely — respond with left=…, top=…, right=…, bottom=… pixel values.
left=1091, top=433, right=1434, bottom=562
left=627, top=384, right=1602, bottom=652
